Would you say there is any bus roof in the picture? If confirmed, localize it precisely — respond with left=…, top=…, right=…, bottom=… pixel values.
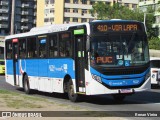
left=91, top=19, right=141, bottom=23
left=5, top=23, right=88, bottom=40
left=5, top=20, right=143, bottom=40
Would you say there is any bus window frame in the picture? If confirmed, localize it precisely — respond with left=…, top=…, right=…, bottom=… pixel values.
left=47, top=33, right=59, bottom=58
left=37, top=34, right=48, bottom=59
left=26, top=36, right=38, bottom=59
left=58, top=31, right=73, bottom=58
left=5, top=40, right=13, bottom=60
left=19, top=38, right=27, bottom=59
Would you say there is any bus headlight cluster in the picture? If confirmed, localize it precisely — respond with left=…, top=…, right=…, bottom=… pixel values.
left=152, top=74, right=155, bottom=78
left=91, top=74, right=102, bottom=83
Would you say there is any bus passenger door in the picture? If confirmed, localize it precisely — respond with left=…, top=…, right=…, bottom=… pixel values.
left=12, top=39, right=19, bottom=86
left=75, top=35, right=86, bottom=93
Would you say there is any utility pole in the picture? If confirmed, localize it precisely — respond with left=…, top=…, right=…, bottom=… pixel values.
left=10, top=0, right=15, bottom=35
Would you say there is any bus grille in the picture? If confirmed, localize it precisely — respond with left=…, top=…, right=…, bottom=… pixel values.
left=102, top=69, right=145, bottom=75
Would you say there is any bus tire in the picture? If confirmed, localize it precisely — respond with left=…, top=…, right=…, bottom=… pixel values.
left=113, top=94, right=125, bottom=102
left=67, top=79, right=79, bottom=102
left=23, top=75, right=31, bottom=94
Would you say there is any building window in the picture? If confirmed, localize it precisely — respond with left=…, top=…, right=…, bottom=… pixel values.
left=44, top=18, right=49, bottom=22
left=64, top=8, right=70, bottom=12
left=73, top=8, right=78, bottom=13
left=45, top=0, right=49, bottom=4
left=73, top=18, right=78, bottom=22
left=64, top=17, right=70, bottom=23
left=82, top=9, right=87, bottom=15
left=44, top=9, right=50, bottom=15
left=124, top=3, right=129, bottom=7
left=82, top=0, right=87, bottom=4
left=65, top=0, right=70, bottom=3
left=50, top=0, right=55, bottom=4
left=50, top=8, right=54, bottom=13
left=50, top=17, right=54, bottom=23
left=132, top=4, right=137, bottom=9
left=82, top=18, right=87, bottom=23
left=90, top=1, right=95, bottom=5
left=73, top=0, right=78, bottom=4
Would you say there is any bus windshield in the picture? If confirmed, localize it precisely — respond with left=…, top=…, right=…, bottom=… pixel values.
left=90, top=33, right=149, bottom=67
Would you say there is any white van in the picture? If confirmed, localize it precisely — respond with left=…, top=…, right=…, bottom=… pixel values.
left=150, top=57, right=160, bottom=86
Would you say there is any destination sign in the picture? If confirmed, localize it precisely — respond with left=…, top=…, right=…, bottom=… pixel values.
left=93, top=23, right=143, bottom=32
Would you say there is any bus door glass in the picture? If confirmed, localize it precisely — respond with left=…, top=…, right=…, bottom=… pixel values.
left=74, top=31, right=86, bottom=92
left=12, top=38, right=19, bottom=85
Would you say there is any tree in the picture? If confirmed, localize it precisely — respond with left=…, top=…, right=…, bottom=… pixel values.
left=90, top=1, right=108, bottom=19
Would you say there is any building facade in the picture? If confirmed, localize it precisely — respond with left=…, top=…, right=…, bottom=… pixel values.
left=37, top=0, right=139, bottom=27
left=37, top=0, right=94, bottom=26
left=0, top=0, right=36, bottom=36
left=139, top=0, right=160, bottom=37
left=0, top=0, right=11, bottom=35
left=13, top=0, right=37, bottom=34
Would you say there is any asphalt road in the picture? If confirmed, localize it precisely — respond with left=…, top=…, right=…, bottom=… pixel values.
left=0, top=75, right=160, bottom=118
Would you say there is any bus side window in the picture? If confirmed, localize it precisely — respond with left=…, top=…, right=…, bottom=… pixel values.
left=19, top=38, right=26, bottom=58
left=39, top=38, right=46, bottom=58
left=48, top=34, right=58, bottom=57
left=59, top=32, right=72, bottom=57
left=6, top=41, right=13, bottom=59
left=27, top=37, right=37, bottom=58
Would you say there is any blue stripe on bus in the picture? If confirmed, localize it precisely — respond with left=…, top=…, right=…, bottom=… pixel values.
left=90, top=67, right=149, bottom=87
left=6, top=59, right=75, bottom=79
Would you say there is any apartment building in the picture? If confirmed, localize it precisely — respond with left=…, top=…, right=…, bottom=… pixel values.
left=91, top=0, right=139, bottom=9
left=13, top=0, right=37, bottom=33
left=139, top=0, right=160, bottom=37
left=37, top=0, right=139, bottom=27
left=0, top=0, right=36, bottom=36
left=0, top=0, right=11, bottom=35
left=37, top=0, right=94, bottom=26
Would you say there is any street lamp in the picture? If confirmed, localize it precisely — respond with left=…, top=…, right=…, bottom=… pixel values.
left=11, top=0, right=15, bottom=35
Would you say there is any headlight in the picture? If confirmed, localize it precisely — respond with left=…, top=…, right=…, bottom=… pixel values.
left=152, top=74, right=155, bottom=78
left=91, top=74, right=102, bottom=83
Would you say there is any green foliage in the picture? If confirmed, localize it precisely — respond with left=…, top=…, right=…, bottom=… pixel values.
left=90, top=1, right=108, bottom=19
left=149, top=37, right=160, bottom=50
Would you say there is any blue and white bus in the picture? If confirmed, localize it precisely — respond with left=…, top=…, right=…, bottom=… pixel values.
left=5, top=20, right=150, bottom=102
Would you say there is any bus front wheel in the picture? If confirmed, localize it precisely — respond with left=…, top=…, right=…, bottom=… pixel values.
left=23, top=75, right=31, bottom=94
left=67, top=79, right=79, bottom=102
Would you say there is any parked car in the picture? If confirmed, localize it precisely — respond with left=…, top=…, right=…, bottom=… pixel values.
left=150, top=57, right=160, bottom=86
left=0, top=59, right=5, bottom=74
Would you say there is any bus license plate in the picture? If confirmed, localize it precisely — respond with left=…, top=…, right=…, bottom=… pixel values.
left=119, top=89, right=133, bottom=93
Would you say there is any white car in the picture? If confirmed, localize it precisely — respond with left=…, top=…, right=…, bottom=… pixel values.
left=150, top=57, right=160, bottom=86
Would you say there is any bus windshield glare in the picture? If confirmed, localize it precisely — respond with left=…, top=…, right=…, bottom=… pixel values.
left=90, top=33, right=149, bottom=67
